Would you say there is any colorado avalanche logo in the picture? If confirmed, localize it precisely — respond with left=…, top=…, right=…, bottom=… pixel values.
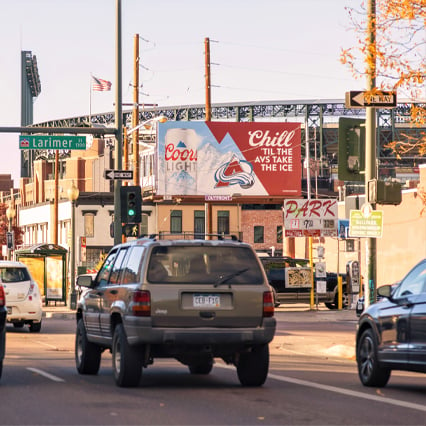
left=214, top=155, right=255, bottom=189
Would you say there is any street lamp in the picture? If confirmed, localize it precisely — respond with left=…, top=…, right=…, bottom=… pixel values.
left=6, top=201, right=16, bottom=261
left=67, top=181, right=79, bottom=309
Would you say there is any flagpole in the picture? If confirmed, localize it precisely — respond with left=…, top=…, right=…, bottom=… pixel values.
left=89, top=74, right=92, bottom=126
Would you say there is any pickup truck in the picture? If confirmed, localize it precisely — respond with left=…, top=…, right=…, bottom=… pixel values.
left=259, top=256, right=347, bottom=309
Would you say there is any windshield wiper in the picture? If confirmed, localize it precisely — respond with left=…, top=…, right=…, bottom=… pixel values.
left=214, top=268, right=249, bottom=288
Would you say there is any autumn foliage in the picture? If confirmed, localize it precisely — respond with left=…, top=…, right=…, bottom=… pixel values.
left=340, top=0, right=425, bottom=158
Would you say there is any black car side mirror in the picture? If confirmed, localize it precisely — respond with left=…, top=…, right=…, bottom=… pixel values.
left=377, top=284, right=393, bottom=299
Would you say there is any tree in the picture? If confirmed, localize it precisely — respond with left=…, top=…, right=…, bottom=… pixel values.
left=341, top=0, right=425, bottom=213
left=340, top=0, right=425, bottom=157
left=0, top=203, right=24, bottom=259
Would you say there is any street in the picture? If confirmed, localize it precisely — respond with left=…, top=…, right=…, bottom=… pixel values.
left=1, top=309, right=425, bottom=425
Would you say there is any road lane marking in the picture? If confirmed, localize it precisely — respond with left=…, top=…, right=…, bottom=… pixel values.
left=27, top=368, right=65, bottom=382
left=266, top=373, right=426, bottom=412
left=217, top=364, right=426, bottom=413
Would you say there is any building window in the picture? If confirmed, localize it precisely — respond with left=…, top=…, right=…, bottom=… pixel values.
left=84, top=213, right=95, bottom=237
left=170, top=210, right=182, bottom=234
left=254, top=226, right=264, bottom=243
left=194, top=210, right=205, bottom=239
left=277, top=225, right=283, bottom=243
left=217, top=211, right=230, bottom=235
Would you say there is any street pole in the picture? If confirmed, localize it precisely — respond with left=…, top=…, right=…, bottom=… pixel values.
left=364, top=0, right=377, bottom=309
left=67, top=183, right=79, bottom=309
left=114, top=0, right=123, bottom=245
left=70, top=198, right=76, bottom=309
left=133, top=34, right=140, bottom=187
left=205, top=37, right=212, bottom=239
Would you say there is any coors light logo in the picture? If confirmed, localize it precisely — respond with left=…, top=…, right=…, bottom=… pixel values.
left=164, top=128, right=199, bottom=194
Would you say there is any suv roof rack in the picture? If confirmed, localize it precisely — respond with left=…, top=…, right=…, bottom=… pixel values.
left=143, top=233, right=242, bottom=242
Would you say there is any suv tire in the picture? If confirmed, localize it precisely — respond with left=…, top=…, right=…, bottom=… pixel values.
left=357, top=328, right=391, bottom=387
left=237, top=344, right=269, bottom=387
left=112, top=324, right=143, bottom=387
left=29, top=321, right=41, bottom=333
left=75, top=319, right=101, bottom=375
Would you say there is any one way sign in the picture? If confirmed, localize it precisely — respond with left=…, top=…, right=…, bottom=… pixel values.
left=104, top=169, right=134, bottom=180
left=345, top=90, right=397, bottom=108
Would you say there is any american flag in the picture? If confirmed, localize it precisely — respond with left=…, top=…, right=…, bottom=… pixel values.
left=91, top=75, right=112, bottom=91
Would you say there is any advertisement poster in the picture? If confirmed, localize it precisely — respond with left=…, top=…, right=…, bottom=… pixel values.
left=17, top=257, right=45, bottom=297
left=157, top=122, right=301, bottom=197
left=45, top=256, right=63, bottom=300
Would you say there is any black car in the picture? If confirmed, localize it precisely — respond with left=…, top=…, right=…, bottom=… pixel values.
left=260, top=256, right=347, bottom=309
left=356, top=258, right=426, bottom=387
left=0, top=284, right=6, bottom=379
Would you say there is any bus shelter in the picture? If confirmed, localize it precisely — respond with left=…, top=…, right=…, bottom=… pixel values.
left=16, top=244, right=68, bottom=305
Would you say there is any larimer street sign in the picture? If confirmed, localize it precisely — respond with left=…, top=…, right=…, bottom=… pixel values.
left=19, top=135, right=86, bottom=150
left=345, top=91, right=397, bottom=108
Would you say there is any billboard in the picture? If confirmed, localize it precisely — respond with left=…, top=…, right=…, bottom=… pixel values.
left=157, top=122, right=301, bottom=197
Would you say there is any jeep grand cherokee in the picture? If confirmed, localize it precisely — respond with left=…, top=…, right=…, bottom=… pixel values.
left=75, top=236, right=276, bottom=387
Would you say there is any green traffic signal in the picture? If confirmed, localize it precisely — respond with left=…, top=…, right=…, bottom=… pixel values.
left=120, top=186, right=142, bottom=224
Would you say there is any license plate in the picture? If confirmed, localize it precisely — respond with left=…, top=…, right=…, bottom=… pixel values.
left=193, top=294, right=220, bottom=308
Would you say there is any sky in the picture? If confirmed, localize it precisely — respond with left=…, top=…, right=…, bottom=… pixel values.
left=0, top=0, right=363, bottom=184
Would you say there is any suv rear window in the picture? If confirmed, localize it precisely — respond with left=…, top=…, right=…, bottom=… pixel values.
left=147, top=245, right=263, bottom=284
left=0, top=267, right=30, bottom=283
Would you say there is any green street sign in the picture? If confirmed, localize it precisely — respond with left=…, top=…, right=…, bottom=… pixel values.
left=19, top=135, right=86, bottom=150
left=349, top=208, right=383, bottom=238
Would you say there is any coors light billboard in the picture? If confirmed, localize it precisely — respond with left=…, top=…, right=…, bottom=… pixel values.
left=157, top=122, right=301, bottom=197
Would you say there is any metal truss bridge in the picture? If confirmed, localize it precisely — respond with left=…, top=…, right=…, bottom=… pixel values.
left=31, top=98, right=424, bottom=172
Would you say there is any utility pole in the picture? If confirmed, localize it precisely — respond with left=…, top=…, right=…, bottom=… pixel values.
left=364, top=0, right=377, bottom=309
left=205, top=37, right=212, bottom=238
left=133, top=34, right=140, bottom=186
left=113, top=0, right=123, bottom=245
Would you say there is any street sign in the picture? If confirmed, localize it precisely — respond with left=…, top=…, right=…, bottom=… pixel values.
left=345, top=91, right=397, bottom=108
left=104, top=169, right=134, bottom=180
left=19, top=135, right=86, bottom=150
left=349, top=207, right=383, bottom=238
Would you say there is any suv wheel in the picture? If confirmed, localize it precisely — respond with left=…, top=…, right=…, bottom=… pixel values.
left=357, top=329, right=391, bottom=387
left=112, top=323, right=142, bottom=387
left=188, top=360, right=213, bottom=375
left=236, top=344, right=269, bottom=387
left=0, top=360, right=2, bottom=379
left=29, top=321, right=41, bottom=333
left=75, top=319, right=101, bottom=374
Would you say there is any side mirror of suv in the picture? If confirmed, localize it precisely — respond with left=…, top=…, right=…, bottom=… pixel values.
left=76, top=274, right=94, bottom=288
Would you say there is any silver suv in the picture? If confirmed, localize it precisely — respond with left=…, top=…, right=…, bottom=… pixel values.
left=75, top=236, right=276, bottom=387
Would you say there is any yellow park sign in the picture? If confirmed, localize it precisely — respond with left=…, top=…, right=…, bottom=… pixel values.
left=349, top=203, right=383, bottom=238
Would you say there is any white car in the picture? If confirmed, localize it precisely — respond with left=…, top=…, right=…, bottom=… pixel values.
left=0, top=261, right=43, bottom=333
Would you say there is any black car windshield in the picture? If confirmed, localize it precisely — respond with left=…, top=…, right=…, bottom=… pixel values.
left=147, top=245, right=263, bottom=284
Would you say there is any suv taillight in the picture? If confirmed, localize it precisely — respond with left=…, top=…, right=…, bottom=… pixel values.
left=263, top=291, right=274, bottom=317
left=0, top=285, right=5, bottom=307
left=132, top=290, right=151, bottom=317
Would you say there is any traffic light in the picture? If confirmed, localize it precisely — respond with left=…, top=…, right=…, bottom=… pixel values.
left=338, top=117, right=365, bottom=182
left=120, top=186, right=142, bottom=224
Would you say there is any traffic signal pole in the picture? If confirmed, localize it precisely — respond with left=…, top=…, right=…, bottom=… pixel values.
left=364, top=0, right=377, bottom=309
left=114, top=0, right=123, bottom=246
